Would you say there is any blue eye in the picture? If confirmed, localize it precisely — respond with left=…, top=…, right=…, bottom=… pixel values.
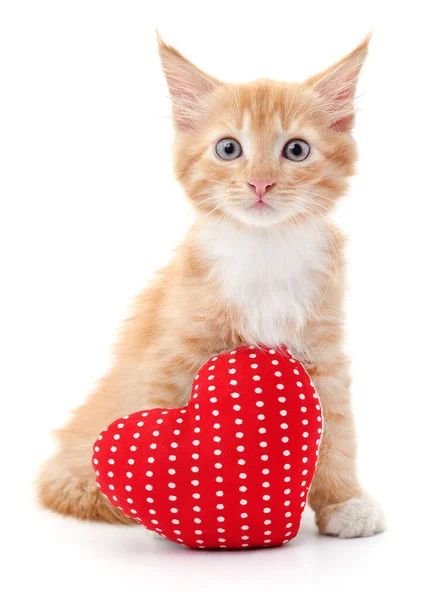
left=215, top=138, right=242, bottom=161
left=282, top=139, right=310, bottom=161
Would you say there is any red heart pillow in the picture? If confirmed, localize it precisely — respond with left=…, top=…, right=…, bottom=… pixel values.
left=93, top=347, right=322, bottom=549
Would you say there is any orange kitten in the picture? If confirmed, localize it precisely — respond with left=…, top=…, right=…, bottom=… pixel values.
left=37, top=36, right=385, bottom=537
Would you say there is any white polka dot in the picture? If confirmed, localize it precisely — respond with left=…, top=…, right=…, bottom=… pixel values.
left=130, top=445, right=137, bottom=451
left=233, top=404, right=241, bottom=411
left=230, top=380, right=237, bottom=386
left=210, top=397, right=217, bottom=403
left=208, top=386, right=216, bottom=391
left=235, top=418, right=243, bottom=425
left=261, top=455, right=269, bottom=461
left=278, top=397, right=286, bottom=403
left=250, top=363, right=258, bottom=369
left=254, top=387, right=262, bottom=394
left=274, top=371, right=282, bottom=377
left=108, top=458, right=115, bottom=465
left=253, top=375, right=261, bottom=381
left=257, top=414, right=265, bottom=420
left=271, top=360, right=279, bottom=365
left=110, top=446, right=117, bottom=452
left=126, top=471, right=133, bottom=478
left=276, top=384, right=284, bottom=390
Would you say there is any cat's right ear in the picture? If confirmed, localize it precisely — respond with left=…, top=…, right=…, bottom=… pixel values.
left=157, top=34, right=221, bottom=132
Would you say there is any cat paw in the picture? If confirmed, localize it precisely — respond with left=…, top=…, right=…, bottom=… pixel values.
left=317, top=495, right=385, bottom=538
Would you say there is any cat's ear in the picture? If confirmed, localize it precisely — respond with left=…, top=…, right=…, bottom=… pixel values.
left=306, top=35, right=370, bottom=131
left=158, top=34, right=221, bottom=131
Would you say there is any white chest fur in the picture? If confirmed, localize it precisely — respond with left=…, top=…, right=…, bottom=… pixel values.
left=199, top=219, right=330, bottom=347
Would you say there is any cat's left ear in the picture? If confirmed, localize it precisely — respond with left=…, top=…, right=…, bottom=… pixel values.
left=158, top=34, right=222, bottom=132
left=306, top=35, right=370, bottom=131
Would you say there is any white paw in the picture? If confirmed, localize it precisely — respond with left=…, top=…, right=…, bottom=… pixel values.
left=324, top=495, right=385, bottom=538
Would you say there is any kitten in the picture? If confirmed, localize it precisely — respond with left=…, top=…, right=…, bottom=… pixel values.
left=37, top=35, right=385, bottom=537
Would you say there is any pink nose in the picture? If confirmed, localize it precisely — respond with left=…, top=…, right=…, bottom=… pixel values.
left=248, top=179, right=275, bottom=200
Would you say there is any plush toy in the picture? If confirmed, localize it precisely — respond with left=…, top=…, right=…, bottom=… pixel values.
left=92, top=346, right=322, bottom=549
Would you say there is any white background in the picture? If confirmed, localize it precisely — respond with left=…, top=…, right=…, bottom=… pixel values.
left=1, top=1, right=430, bottom=598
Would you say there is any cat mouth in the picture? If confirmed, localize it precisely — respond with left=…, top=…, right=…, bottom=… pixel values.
left=248, top=199, right=276, bottom=211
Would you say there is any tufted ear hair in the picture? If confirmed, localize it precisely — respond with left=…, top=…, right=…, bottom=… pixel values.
left=306, top=35, right=370, bottom=131
left=158, top=34, right=221, bottom=132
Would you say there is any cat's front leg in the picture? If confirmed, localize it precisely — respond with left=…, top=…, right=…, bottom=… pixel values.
left=306, top=360, right=385, bottom=538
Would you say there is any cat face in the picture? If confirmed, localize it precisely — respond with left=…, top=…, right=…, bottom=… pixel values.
left=159, top=37, right=368, bottom=228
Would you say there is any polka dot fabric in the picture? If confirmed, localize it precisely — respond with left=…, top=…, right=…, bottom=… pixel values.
left=93, top=346, right=322, bottom=549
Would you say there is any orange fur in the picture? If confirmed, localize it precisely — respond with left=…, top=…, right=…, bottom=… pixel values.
left=37, top=36, right=384, bottom=537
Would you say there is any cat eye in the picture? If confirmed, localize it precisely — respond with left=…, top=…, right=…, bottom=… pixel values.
left=215, top=138, right=243, bottom=161
left=282, top=139, right=310, bottom=162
